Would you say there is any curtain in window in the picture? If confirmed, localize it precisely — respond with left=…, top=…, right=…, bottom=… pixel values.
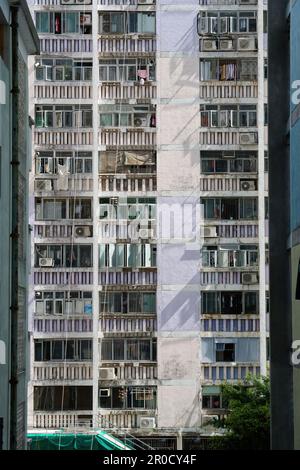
left=65, top=13, right=78, bottom=33
left=36, top=12, right=49, bottom=33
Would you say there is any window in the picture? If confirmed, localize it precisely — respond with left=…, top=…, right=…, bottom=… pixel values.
left=197, top=11, right=256, bottom=35
left=35, top=244, right=92, bottom=268
left=34, top=339, right=92, bottom=361
left=35, top=151, right=92, bottom=176
left=99, top=292, right=156, bottom=315
left=99, top=12, right=156, bottom=35
left=215, top=343, right=235, bottom=362
left=35, top=198, right=92, bottom=221
left=101, top=338, right=156, bottom=361
left=200, top=105, right=257, bottom=128
left=34, top=386, right=92, bottom=411
left=99, top=243, right=156, bottom=268
left=99, top=104, right=156, bottom=128
left=35, top=12, right=92, bottom=35
left=35, top=59, right=92, bottom=82
left=35, top=106, right=93, bottom=129
left=99, top=58, right=155, bottom=83
left=99, top=386, right=157, bottom=410
left=202, top=198, right=258, bottom=220
left=201, top=151, right=257, bottom=174
left=200, top=59, right=257, bottom=82
left=202, top=291, right=258, bottom=315
left=202, top=245, right=258, bottom=268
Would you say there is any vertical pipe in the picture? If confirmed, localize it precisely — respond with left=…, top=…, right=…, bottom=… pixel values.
left=9, top=4, right=19, bottom=450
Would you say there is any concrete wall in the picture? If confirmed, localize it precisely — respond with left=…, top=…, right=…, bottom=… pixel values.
left=157, top=0, right=201, bottom=431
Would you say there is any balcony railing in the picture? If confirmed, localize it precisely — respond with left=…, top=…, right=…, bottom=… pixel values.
left=200, top=82, right=258, bottom=100
left=34, top=84, right=92, bottom=101
left=201, top=316, right=260, bottom=333
left=98, top=37, right=156, bottom=56
left=32, top=363, right=93, bottom=381
left=33, top=318, right=93, bottom=333
left=39, top=38, right=93, bottom=54
left=100, top=316, right=157, bottom=333
left=200, top=130, right=258, bottom=146
left=99, top=362, right=157, bottom=381
left=99, top=174, right=156, bottom=193
left=200, top=175, right=257, bottom=192
left=214, top=222, right=259, bottom=239
left=99, top=270, right=157, bottom=286
left=98, top=410, right=156, bottom=430
left=200, top=270, right=258, bottom=286
left=99, top=128, right=156, bottom=148
left=33, top=412, right=93, bottom=429
left=34, top=177, right=93, bottom=193
left=202, top=363, right=260, bottom=383
left=34, top=130, right=93, bottom=146
left=99, top=82, right=157, bottom=101
left=34, top=224, right=93, bottom=239
left=33, top=270, right=93, bottom=286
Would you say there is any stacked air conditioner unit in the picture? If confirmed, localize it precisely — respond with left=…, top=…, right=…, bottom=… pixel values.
left=138, top=416, right=156, bottom=429
left=99, top=389, right=111, bottom=398
left=74, top=226, right=92, bottom=237
left=138, top=229, right=154, bottom=239
left=237, top=37, right=257, bottom=51
left=219, top=39, right=234, bottom=51
left=35, top=180, right=52, bottom=191
left=239, top=133, right=257, bottom=145
left=240, top=180, right=256, bottom=191
left=99, top=368, right=117, bottom=380
left=242, top=273, right=258, bottom=285
left=204, top=226, right=217, bottom=238
left=39, top=258, right=55, bottom=268
left=138, top=0, right=156, bottom=4
left=202, top=39, right=217, bottom=51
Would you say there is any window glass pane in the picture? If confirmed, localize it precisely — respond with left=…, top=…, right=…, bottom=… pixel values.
left=36, top=12, right=49, bottom=33
left=65, top=12, right=78, bottom=33
left=143, top=293, right=155, bottom=313
left=101, top=340, right=112, bottom=360
left=127, top=340, right=139, bottom=360
left=80, top=340, right=92, bottom=360
left=114, top=340, right=124, bottom=360
left=140, top=340, right=151, bottom=360
left=52, top=341, right=63, bottom=360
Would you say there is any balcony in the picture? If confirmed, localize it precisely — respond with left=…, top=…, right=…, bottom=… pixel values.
left=33, top=318, right=93, bottom=334
left=204, top=222, right=259, bottom=240
left=34, top=224, right=93, bottom=239
left=34, top=177, right=93, bottom=193
left=33, top=269, right=93, bottom=286
left=32, top=362, right=93, bottom=382
left=99, top=82, right=157, bottom=102
left=200, top=270, right=258, bottom=286
left=99, top=174, right=156, bottom=193
left=98, top=270, right=157, bottom=286
left=201, top=316, right=260, bottom=333
left=39, top=38, right=93, bottom=55
left=98, top=37, right=156, bottom=56
left=202, top=363, right=260, bottom=384
left=34, top=83, right=92, bottom=101
left=33, top=412, right=93, bottom=429
left=97, top=410, right=155, bottom=430
left=200, top=82, right=258, bottom=100
left=99, top=128, right=156, bottom=149
left=99, top=362, right=157, bottom=382
left=34, top=129, right=93, bottom=147
left=200, top=175, right=257, bottom=193
left=100, top=316, right=157, bottom=334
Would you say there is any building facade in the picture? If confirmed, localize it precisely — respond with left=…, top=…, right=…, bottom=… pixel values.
left=0, top=0, right=39, bottom=450
left=27, top=0, right=268, bottom=450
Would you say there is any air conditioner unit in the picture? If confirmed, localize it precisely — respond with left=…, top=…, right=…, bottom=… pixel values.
left=134, top=116, right=148, bottom=127
left=60, top=0, right=75, bottom=4
left=138, top=229, right=154, bottom=239
left=99, top=368, right=117, bottom=380
left=138, top=416, right=156, bottom=429
left=239, top=0, right=257, bottom=5
left=39, top=258, right=54, bottom=268
left=138, top=0, right=155, bottom=4
left=109, top=197, right=119, bottom=206
left=242, top=273, right=258, bottom=285
left=240, top=180, right=256, bottom=191
left=204, top=226, right=217, bottom=238
left=219, top=40, right=234, bottom=51
left=35, top=180, right=52, bottom=191
left=239, top=133, right=257, bottom=145
left=80, top=14, right=92, bottom=25
left=74, top=226, right=92, bottom=237
left=237, top=37, right=256, bottom=51
left=203, top=39, right=217, bottom=51
left=99, top=389, right=111, bottom=398
left=76, top=0, right=92, bottom=4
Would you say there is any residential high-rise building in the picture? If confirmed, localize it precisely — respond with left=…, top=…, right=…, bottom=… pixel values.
left=27, top=0, right=268, bottom=451
left=269, top=0, right=300, bottom=451
left=0, top=0, right=39, bottom=450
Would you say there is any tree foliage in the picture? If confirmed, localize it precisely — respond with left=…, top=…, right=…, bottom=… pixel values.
left=209, top=375, right=270, bottom=450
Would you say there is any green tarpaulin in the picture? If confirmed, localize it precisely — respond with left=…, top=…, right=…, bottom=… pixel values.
left=27, top=431, right=132, bottom=451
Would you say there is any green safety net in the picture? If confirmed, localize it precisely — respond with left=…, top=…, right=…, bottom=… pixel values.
left=27, top=431, right=133, bottom=451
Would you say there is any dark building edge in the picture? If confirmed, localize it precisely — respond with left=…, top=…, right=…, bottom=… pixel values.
left=268, top=0, right=294, bottom=450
